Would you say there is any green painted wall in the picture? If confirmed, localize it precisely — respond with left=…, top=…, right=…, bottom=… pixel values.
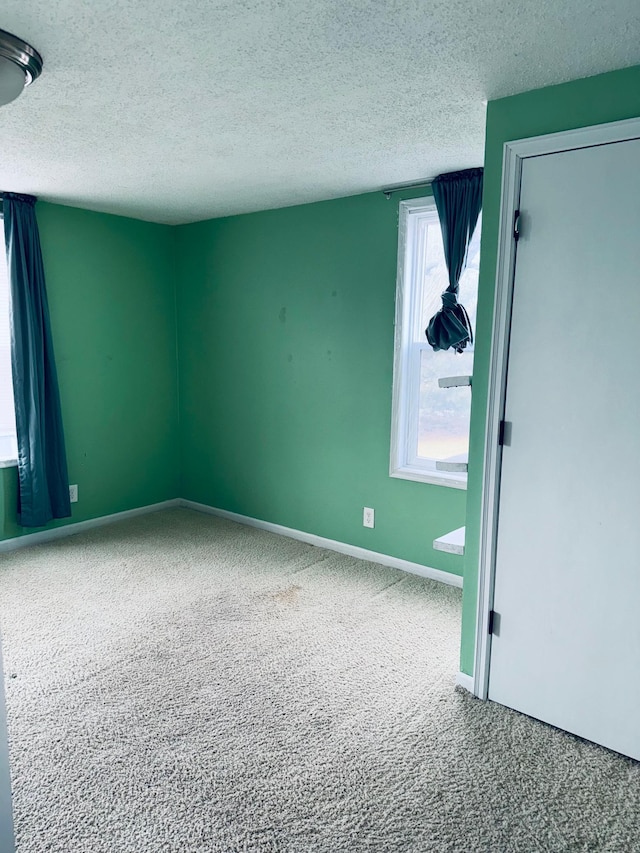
left=0, top=203, right=179, bottom=540
left=176, top=190, right=465, bottom=574
left=461, top=64, right=640, bottom=674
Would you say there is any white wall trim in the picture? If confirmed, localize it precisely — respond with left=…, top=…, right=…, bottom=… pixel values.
left=181, top=499, right=463, bottom=589
left=473, top=138, right=523, bottom=700
left=0, top=499, right=181, bottom=553
left=503, top=115, right=640, bottom=160
left=473, top=115, right=640, bottom=700
left=0, top=638, right=14, bottom=853
left=455, top=671, right=474, bottom=693
left=0, top=494, right=462, bottom=591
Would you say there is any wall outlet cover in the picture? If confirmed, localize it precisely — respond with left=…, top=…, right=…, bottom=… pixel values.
left=363, top=507, right=375, bottom=528
left=69, top=484, right=78, bottom=503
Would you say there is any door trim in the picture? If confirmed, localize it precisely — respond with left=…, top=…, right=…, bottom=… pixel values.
left=473, top=115, right=640, bottom=699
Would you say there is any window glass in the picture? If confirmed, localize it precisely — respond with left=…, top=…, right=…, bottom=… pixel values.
left=418, top=348, right=473, bottom=461
left=0, top=220, right=17, bottom=462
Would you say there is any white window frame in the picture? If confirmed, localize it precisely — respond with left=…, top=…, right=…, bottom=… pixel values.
left=389, top=196, right=470, bottom=490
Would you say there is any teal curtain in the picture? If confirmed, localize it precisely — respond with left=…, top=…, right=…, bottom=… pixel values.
left=2, top=192, right=71, bottom=527
left=425, top=167, right=483, bottom=353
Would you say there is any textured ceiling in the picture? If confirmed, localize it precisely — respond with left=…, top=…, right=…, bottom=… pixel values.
left=1, top=0, right=640, bottom=224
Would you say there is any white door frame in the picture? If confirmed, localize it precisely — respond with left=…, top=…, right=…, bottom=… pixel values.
left=473, top=115, right=640, bottom=700
left=0, top=636, right=15, bottom=853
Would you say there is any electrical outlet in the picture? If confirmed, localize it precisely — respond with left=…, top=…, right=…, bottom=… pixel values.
left=69, top=484, right=78, bottom=503
left=363, top=507, right=375, bottom=528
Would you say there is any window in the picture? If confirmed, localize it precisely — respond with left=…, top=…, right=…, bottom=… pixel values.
left=0, top=217, right=17, bottom=465
left=390, top=197, right=480, bottom=489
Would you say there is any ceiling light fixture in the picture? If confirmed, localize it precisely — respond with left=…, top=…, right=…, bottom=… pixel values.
left=0, top=28, right=42, bottom=107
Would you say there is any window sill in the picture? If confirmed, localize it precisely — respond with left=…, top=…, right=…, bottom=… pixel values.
left=0, top=459, right=17, bottom=469
left=389, top=465, right=467, bottom=490
left=433, top=526, right=466, bottom=555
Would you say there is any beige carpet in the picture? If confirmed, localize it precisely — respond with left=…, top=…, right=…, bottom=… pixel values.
left=0, top=508, right=638, bottom=852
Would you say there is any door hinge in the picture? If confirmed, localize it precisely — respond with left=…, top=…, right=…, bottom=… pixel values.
left=498, top=420, right=512, bottom=447
left=488, top=610, right=501, bottom=636
left=513, top=209, right=521, bottom=242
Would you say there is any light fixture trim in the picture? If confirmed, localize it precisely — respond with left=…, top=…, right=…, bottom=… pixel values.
left=0, top=28, right=42, bottom=86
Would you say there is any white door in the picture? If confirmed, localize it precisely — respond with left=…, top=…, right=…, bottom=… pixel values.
left=488, top=136, right=640, bottom=760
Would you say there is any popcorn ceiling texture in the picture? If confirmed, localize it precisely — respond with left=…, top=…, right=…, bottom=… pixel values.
left=1, top=508, right=639, bottom=852
left=0, top=1, right=640, bottom=223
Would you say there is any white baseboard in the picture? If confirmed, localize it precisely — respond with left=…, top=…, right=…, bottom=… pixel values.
left=455, top=671, right=475, bottom=693
left=0, top=497, right=463, bottom=592
left=0, top=499, right=181, bottom=553
left=180, top=499, right=463, bottom=589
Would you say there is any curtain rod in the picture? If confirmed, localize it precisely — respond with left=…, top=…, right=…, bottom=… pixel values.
left=382, top=178, right=434, bottom=199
